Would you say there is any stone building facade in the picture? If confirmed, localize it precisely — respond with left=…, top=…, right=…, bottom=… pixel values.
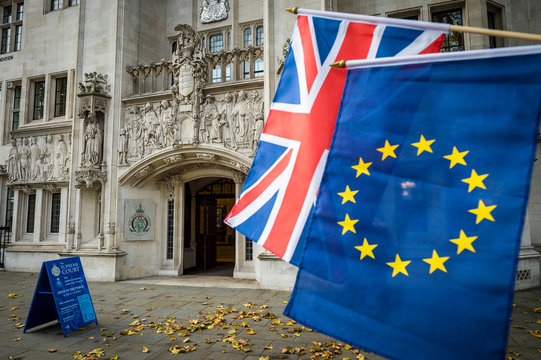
left=0, top=0, right=540, bottom=290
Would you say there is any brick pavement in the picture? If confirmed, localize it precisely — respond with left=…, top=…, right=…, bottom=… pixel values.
left=0, top=271, right=539, bottom=360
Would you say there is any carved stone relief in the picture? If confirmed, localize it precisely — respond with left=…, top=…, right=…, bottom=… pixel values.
left=6, top=133, right=72, bottom=184
left=120, top=89, right=263, bottom=165
left=200, top=0, right=229, bottom=24
left=81, top=112, right=104, bottom=168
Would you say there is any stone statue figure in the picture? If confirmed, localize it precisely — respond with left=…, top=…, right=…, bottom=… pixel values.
left=126, top=105, right=143, bottom=160
left=221, top=92, right=237, bottom=149
left=20, top=138, right=30, bottom=181
left=231, top=90, right=250, bottom=145
left=55, top=134, right=69, bottom=178
left=40, top=135, right=53, bottom=180
left=201, top=96, right=220, bottom=143
left=118, top=128, right=129, bottom=166
left=82, top=113, right=104, bottom=167
left=7, top=138, right=20, bottom=182
left=30, top=137, right=41, bottom=180
left=160, top=100, right=176, bottom=148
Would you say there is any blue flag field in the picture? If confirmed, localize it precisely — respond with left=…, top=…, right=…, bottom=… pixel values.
left=284, top=46, right=541, bottom=360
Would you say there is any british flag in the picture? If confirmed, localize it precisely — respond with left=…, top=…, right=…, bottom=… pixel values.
left=225, top=12, right=448, bottom=264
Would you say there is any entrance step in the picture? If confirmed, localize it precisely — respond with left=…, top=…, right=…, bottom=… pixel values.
left=122, top=275, right=260, bottom=289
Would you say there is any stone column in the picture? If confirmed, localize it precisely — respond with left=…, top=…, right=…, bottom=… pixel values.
left=233, top=172, right=246, bottom=273
left=74, top=187, right=82, bottom=250
left=174, top=179, right=185, bottom=275
left=59, top=187, right=68, bottom=244
left=33, top=189, right=43, bottom=243
left=10, top=189, right=20, bottom=242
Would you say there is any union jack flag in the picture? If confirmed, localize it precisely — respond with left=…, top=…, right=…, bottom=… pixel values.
left=225, top=12, right=448, bottom=264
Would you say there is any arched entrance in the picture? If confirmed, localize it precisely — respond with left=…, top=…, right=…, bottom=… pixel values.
left=185, top=178, right=236, bottom=276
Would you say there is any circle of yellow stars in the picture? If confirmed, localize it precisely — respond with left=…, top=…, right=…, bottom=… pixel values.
left=338, top=134, right=495, bottom=278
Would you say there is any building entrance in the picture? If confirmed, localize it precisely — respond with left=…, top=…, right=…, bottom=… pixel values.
left=192, top=178, right=236, bottom=275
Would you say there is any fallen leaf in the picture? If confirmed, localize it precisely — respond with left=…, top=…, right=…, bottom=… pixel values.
left=109, top=355, right=118, bottom=360
left=529, top=330, right=541, bottom=338
left=121, top=309, right=130, bottom=313
left=12, top=337, right=21, bottom=342
left=513, top=325, right=524, bottom=329
left=48, top=349, right=57, bottom=353
left=534, top=308, right=541, bottom=313
left=9, top=306, right=19, bottom=311
left=145, top=308, right=153, bottom=311
left=183, top=337, right=190, bottom=343
left=13, top=323, right=24, bottom=329
left=8, top=293, right=17, bottom=298
left=139, top=287, right=147, bottom=290
left=142, top=346, right=150, bottom=353
left=246, top=329, right=255, bottom=335
left=264, top=345, right=273, bottom=350
left=259, top=357, right=270, bottom=360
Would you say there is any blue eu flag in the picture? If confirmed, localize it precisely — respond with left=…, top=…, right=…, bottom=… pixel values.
left=284, top=46, right=541, bottom=360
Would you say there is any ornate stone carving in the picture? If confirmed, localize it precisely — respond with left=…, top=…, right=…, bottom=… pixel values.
left=135, top=165, right=153, bottom=179
left=232, top=171, right=246, bottom=184
left=6, top=134, right=72, bottom=184
left=74, top=168, right=107, bottom=188
left=78, top=72, right=111, bottom=96
left=163, top=154, right=184, bottom=164
left=81, top=112, right=104, bottom=168
left=200, top=0, right=229, bottom=24
left=276, top=38, right=291, bottom=75
left=196, top=152, right=216, bottom=161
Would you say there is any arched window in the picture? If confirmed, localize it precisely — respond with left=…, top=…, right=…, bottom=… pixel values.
left=209, top=33, right=224, bottom=53
left=243, top=28, right=252, bottom=47
left=171, top=41, right=177, bottom=54
left=212, top=65, right=222, bottom=83
left=227, top=31, right=231, bottom=51
left=256, top=25, right=264, bottom=46
left=242, top=61, right=250, bottom=79
left=225, top=63, right=232, bottom=81
left=254, top=59, right=264, bottom=77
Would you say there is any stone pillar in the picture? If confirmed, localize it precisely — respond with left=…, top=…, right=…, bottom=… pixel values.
left=74, top=187, right=82, bottom=250
left=33, top=189, right=43, bottom=243
left=516, top=211, right=541, bottom=289
left=174, top=179, right=185, bottom=275
left=190, top=194, right=196, bottom=249
left=11, top=189, right=20, bottom=242
left=59, top=187, right=68, bottom=244
left=233, top=172, right=246, bottom=274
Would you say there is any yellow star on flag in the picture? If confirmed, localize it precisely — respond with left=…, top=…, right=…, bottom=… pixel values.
left=386, top=254, right=411, bottom=277
left=337, top=214, right=358, bottom=235
left=423, top=250, right=450, bottom=274
left=351, top=157, right=372, bottom=177
left=337, top=185, right=358, bottom=204
left=377, top=140, right=399, bottom=161
left=468, top=200, right=497, bottom=224
left=461, top=169, right=488, bottom=192
left=355, top=238, right=378, bottom=260
left=443, top=146, right=469, bottom=169
left=449, top=230, right=478, bottom=254
left=411, top=135, right=435, bottom=156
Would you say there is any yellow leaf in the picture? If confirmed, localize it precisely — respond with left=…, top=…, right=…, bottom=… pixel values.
left=89, top=336, right=95, bottom=340
left=534, top=308, right=541, bottom=313
left=169, top=335, right=175, bottom=341
left=183, top=337, right=190, bottom=343
left=264, top=345, right=273, bottom=350
left=129, top=320, right=141, bottom=326
left=9, top=306, right=19, bottom=311
left=13, top=323, right=24, bottom=329
left=246, top=329, right=255, bottom=335
left=513, top=325, right=524, bottom=329
left=145, top=308, right=153, bottom=311
left=142, top=346, right=150, bottom=353
left=121, top=309, right=130, bottom=312
left=529, top=330, right=541, bottom=338
left=48, top=349, right=57, bottom=353
left=109, top=355, right=118, bottom=360
left=228, top=329, right=237, bottom=335
left=8, top=293, right=17, bottom=298
left=259, top=357, right=270, bottom=360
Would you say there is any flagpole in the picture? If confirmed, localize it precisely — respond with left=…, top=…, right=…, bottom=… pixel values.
left=286, top=7, right=541, bottom=42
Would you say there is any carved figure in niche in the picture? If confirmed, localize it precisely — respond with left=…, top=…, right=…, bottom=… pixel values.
left=82, top=113, right=104, bottom=167
left=55, top=134, right=69, bottom=178
left=126, top=105, right=143, bottom=160
left=20, top=138, right=30, bottom=181
left=7, top=138, right=21, bottom=182
left=249, top=91, right=264, bottom=152
left=41, top=135, right=53, bottom=180
left=221, top=92, right=237, bottom=149
left=201, top=96, right=220, bottom=143
left=30, top=137, right=41, bottom=180
left=118, top=128, right=129, bottom=166
left=160, top=100, right=176, bottom=148
left=142, top=103, right=159, bottom=155
left=231, top=90, right=251, bottom=145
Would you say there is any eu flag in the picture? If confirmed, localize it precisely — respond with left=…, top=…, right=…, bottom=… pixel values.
left=284, top=46, right=541, bottom=360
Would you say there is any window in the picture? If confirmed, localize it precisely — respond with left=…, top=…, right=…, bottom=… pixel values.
left=33, top=81, right=45, bottom=120
left=432, top=8, right=464, bottom=52
left=12, top=85, right=21, bottom=130
left=16, top=3, right=23, bottom=21
left=69, top=0, right=79, bottom=6
left=245, top=237, right=253, bottom=261
left=243, top=28, right=252, bottom=47
left=54, top=77, right=67, bottom=117
left=26, top=194, right=36, bottom=233
left=254, top=59, right=264, bottom=77
left=225, top=63, right=231, bottom=81
left=1, top=28, right=10, bottom=54
left=256, top=25, right=263, bottom=46
left=171, top=40, right=177, bottom=54
left=242, top=61, right=250, bottom=79
left=212, top=65, right=221, bottom=83
left=50, top=193, right=61, bottom=233
left=3, top=5, right=12, bottom=24
left=167, top=199, right=174, bottom=259
left=209, top=33, right=223, bottom=53
left=5, top=188, right=14, bottom=228
left=487, top=3, right=503, bottom=48
left=50, top=0, right=61, bottom=11
left=226, top=31, right=231, bottom=51
left=14, top=24, right=21, bottom=51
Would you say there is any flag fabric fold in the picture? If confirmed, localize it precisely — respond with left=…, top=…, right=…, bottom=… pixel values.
left=225, top=11, right=447, bottom=265
left=284, top=45, right=541, bottom=360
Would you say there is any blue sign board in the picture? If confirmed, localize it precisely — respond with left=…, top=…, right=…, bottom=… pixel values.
left=24, top=257, right=97, bottom=337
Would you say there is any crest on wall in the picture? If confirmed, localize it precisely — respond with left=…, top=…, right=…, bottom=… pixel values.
left=200, top=0, right=229, bottom=24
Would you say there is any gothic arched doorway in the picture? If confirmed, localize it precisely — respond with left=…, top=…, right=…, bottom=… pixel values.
left=185, top=178, right=236, bottom=276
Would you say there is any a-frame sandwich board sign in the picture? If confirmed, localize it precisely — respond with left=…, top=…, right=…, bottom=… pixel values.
left=23, top=256, right=97, bottom=337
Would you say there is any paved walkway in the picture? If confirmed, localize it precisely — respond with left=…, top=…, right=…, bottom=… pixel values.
left=0, top=271, right=539, bottom=360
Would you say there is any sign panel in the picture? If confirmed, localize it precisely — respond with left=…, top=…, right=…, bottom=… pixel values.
left=24, top=257, right=97, bottom=337
left=124, top=199, right=155, bottom=240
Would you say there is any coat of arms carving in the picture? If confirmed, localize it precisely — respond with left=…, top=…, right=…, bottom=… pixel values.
left=200, top=0, right=229, bottom=24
